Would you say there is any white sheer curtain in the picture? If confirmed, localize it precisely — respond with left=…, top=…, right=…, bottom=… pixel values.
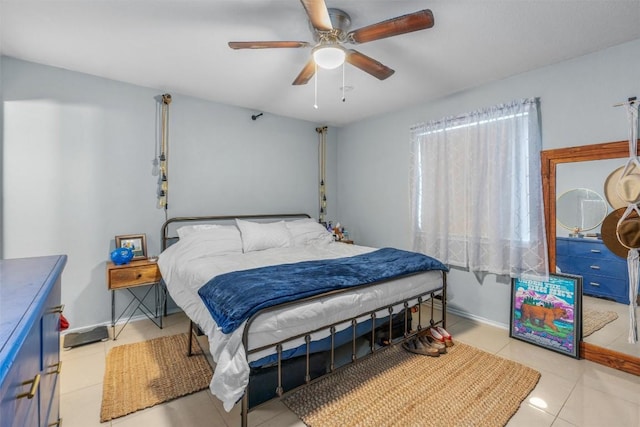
left=410, top=98, right=548, bottom=278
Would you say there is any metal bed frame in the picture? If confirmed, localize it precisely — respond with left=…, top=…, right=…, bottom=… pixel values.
left=160, top=214, right=447, bottom=427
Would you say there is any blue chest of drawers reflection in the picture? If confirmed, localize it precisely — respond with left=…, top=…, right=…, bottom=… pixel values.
left=556, top=237, right=628, bottom=304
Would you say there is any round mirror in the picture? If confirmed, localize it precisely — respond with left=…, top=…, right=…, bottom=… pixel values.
left=557, top=188, right=608, bottom=236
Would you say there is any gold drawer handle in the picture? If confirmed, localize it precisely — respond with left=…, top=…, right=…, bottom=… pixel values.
left=50, top=304, right=65, bottom=314
left=17, top=374, right=40, bottom=399
left=47, top=361, right=62, bottom=375
left=48, top=418, right=62, bottom=427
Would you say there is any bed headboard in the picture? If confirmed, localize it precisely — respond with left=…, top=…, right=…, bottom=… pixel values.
left=160, top=213, right=312, bottom=251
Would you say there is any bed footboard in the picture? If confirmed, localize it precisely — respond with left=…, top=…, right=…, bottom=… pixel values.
left=239, top=271, right=447, bottom=427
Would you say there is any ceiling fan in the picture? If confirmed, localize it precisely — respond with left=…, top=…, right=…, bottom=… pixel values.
left=228, top=0, right=434, bottom=85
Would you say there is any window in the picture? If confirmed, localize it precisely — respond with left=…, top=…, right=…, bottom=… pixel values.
left=410, top=98, right=548, bottom=278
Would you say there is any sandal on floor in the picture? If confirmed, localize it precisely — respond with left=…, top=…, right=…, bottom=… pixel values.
left=402, top=338, right=440, bottom=357
left=418, top=333, right=446, bottom=354
left=402, top=338, right=418, bottom=353
left=428, top=327, right=454, bottom=347
left=435, top=326, right=454, bottom=347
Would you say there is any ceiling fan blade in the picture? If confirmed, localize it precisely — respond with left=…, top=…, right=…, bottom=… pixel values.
left=228, top=41, right=310, bottom=50
left=347, top=9, right=434, bottom=44
left=300, top=0, right=333, bottom=31
left=346, top=49, right=395, bottom=80
left=292, top=58, right=316, bottom=85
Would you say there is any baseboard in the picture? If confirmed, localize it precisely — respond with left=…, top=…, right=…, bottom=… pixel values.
left=61, top=307, right=184, bottom=336
left=419, top=299, right=509, bottom=331
left=446, top=306, right=509, bottom=331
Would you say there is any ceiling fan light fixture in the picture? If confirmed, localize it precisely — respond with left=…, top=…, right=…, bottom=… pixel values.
left=312, top=45, right=345, bottom=69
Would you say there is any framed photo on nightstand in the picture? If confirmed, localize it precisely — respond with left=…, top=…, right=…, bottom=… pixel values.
left=115, top=234, right=147, bottom=260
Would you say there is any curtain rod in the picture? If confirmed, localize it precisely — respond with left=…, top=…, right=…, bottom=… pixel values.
left=613, top=97, right=637, bottom=107
left=410, top=97, right=538, bottom=131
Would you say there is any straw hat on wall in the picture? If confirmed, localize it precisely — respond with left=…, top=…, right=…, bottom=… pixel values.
left=604, top=163, right=640, bottom=209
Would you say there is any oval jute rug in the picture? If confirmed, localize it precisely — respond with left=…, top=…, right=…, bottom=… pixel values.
left=100, top=333, right=212, bottom=422
left=282, top=342, right=540, bottom=427
left=582, top=307, right=619, bottom=337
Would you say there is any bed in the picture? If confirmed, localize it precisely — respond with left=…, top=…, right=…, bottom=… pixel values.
left=158, top=214, right=448, bottom=427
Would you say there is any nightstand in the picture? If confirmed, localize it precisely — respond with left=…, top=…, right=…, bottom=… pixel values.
left=106, top=259, right=164, bottom=340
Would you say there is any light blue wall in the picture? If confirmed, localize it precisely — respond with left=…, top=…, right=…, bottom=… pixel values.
left=336, top=38, right=640, bottom=327
left=0, top=2, right=4, bottom=258
left=1, top=57, right=335, bottom=330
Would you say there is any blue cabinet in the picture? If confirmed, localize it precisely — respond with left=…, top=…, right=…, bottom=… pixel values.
left=556, top=237, right=628, bottom=304
left=0, top=255, right=67, bottom=427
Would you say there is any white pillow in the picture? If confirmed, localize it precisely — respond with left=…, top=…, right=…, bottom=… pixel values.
left=286, top=218, right=334, bottom=246
left=176, top=224, right=221, bottom=239
left=176, top=225, right=242, bottom=256
left=235, top=219, right=292, bottom=252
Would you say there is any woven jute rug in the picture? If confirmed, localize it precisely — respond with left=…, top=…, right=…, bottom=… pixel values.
left=100, top=333, right=212, bottom=422
left=282, top=342, right=540, bottom=427
left=583, top=307, right=619, bottom=337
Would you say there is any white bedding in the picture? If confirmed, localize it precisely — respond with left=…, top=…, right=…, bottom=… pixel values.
left=158, top=237, right=443, bottom=411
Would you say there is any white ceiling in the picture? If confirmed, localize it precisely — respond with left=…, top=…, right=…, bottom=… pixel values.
left=2, top=1, right=640, bottom=127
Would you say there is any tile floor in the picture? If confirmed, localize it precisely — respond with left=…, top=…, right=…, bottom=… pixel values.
left=583, top=295, right=640, bottom=359
left=60, top=308, right=640, bottom=427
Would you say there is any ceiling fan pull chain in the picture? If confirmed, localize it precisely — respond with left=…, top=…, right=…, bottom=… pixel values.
left=342, top=62, right=346, bottom=102
left=314, top=62, right=318, bottom=109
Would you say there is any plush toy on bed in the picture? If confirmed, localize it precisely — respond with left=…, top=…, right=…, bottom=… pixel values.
left=333, top=223, right=344, bottom=241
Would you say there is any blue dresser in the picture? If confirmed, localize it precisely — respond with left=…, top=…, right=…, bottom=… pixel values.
left=0, top=255, right=67, bottom=427
left=556, top=237, right=628, bottom=304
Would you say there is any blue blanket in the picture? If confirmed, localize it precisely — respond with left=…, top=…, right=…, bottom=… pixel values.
left=198, top=247, right=448, bottom=334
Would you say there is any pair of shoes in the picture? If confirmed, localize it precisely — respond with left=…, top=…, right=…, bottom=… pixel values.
left=417, top=333, right=446, bottom=354
left=427, top=326, right=454, bottom=347
left=402, top=337, right=440, bottom=357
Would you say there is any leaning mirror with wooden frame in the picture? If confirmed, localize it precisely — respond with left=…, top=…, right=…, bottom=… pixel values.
left=541, top=140, right=640, bottom=376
